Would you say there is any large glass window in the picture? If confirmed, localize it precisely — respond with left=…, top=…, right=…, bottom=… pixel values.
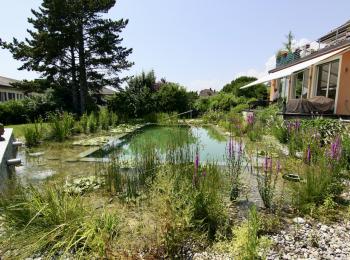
left=316, top=59, right=339, bottom=99
left=291, top=69, right=309, bottom=99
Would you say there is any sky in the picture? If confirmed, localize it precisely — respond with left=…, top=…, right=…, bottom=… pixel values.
left=1, top=0, right=350, bottom=91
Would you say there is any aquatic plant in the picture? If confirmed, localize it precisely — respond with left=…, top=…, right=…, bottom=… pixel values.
left=99, top=107, right=110, bottom=131
left=23, top=119, right=44, bottom=147
left=88, top=112, right=98, bottom=133
left=48, top=112, right=75, bottom=141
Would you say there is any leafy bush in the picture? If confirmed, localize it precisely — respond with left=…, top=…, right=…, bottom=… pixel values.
left=0, top=93, right=60, bottom=125
left=301, top=118, right=344, bottom=144
left=230, top=103, right=249, bottom=113
left=0, top=183, right=121, bottom=258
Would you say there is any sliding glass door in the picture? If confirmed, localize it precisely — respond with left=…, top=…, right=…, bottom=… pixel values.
left=316, top=59, right=339, bottom=99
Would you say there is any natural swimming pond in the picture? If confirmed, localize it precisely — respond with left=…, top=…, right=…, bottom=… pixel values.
left=88, top=125, right=229, bottom=164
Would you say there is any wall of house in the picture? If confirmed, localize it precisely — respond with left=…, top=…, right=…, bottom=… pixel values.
left=336, top=51, right=350, bottom=115
left=0, top=86, right=25, bottom=102
left=269, top=79, right=276, bottom=101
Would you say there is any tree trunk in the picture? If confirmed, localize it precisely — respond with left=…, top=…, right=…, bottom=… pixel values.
left=70, top=46, right=79, bottom=114
left=78, top=22, right=88, bottom=114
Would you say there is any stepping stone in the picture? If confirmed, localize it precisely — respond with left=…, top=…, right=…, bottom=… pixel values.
left=28, top=152, right=45, bottom=157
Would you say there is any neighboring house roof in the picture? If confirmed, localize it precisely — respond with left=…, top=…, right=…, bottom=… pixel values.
left=199, top=88, right=216, bottom=97
left=0, top=76, right=18, bottom=88
left=269, top=39, right=350, bottom=73
left=100, top=86, right=118, bottom=95
left=318, top=20, right=350, bottom=43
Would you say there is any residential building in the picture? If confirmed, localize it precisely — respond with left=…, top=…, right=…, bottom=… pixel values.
left=242, top=20, right=350, bottom=117
left=0, top=76, right=25, bottom=102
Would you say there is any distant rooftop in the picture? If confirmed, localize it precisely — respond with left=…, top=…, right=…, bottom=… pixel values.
left=0, top=76, right=18, bottom=87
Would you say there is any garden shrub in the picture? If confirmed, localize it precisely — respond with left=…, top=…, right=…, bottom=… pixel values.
left=301, top=118, right=344, bottom=144
left=230, top=103, right=249, bottom=114
left=0, top=94, right=60, bottom=125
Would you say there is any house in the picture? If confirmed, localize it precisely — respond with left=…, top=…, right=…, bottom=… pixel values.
left=199, top=88, right=216, bottom=97
left=0, top=76, right=25, bottom=102
left=242, top=20, right=350, bottom=117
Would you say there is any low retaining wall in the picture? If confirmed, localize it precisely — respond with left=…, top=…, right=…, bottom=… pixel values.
left=0, top=128, right=15, bottom=185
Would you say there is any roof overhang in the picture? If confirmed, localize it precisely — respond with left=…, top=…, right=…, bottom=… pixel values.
left=241, top=46, right=350, bottom=89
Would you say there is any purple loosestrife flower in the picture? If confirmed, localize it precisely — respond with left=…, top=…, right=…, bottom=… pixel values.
left=276, top=160, right=281, bottom=174
left=329, top=136, right=342, bottom=161
left=193, top=151, right=200, bottom=186
left=228, top=138, right=233, bottom=158
left=307, top=145, right=311, bottom=164
left=247, top=113, right=254, bottom=125
left=264, top=156, right=268, bottom=172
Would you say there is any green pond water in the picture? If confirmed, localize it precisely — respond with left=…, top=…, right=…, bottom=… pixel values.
left=88, top=125, right=229, bottom=163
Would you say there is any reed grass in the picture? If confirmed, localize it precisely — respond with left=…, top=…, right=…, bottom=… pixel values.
left=0, top=183, right=121, bottom=258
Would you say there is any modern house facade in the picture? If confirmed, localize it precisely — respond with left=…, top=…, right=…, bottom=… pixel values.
left=242, top=20, right=350, bottom=116
left=0, top=76, right=25, bottom=102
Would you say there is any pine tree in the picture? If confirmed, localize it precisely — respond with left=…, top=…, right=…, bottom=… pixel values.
left=0, top=0, right=133, bottom=114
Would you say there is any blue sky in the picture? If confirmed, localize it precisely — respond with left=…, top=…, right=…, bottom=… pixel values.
left=1, top=0, right=350, bottom=91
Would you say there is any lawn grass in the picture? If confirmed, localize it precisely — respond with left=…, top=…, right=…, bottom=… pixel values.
left=6, top=123, right=50, bottom=138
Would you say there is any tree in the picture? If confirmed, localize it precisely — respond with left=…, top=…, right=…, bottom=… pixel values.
left=0, top=0, right=133, bottom=114
left=222, top=76, right=267, bottom=100
left=284, top=31, right=294, bottom=53
left=155, top=83, right=190, bottom=113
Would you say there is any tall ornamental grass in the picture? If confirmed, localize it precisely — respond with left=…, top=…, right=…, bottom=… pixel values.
left=48, top=112, right=75, bottom=141
left=0, top=183, right=121, bottom=258
left=23, top=119, right=45, bottom=147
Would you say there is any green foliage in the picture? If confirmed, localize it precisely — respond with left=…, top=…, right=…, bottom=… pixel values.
left=0, top=183, right=121, bottom=258
left=99, top=107, right=110, bottom=131
left=301, top=118, right=344, bottom=144
left=155, top=82, right=191, bottom=113
left=109, top=71, right=196, bottom=119
left=88, top=112, right=98, bottom=133
left=222, top=76, right=268, bottom=100
left=79, top=113, right=89, bottom=133
left=292, top=160, right=344, bottom=214
left=23, top=120, right=44, bottom=147
left=213, top=206, right=271, bottom=259
left=48, top=112, right=75, bottom=141
left=1, top=0, right=133, bottom=114
left=150, top=163, right=227, bottom=255
left=254, top=154, right=279, bottom=209
left=0, top=94, right=58, bottom=125
left=230, top=103, right=249, bottom=114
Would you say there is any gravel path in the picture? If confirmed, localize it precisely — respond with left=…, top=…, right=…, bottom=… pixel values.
left=267, top=218, right=350, bottom=260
